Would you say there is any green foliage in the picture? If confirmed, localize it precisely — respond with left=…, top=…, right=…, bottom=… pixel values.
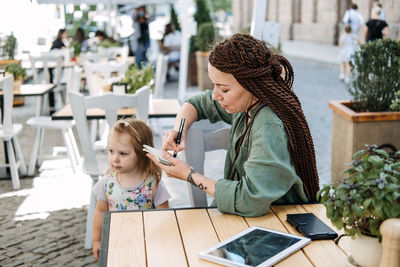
left=190, top=0, right=213, bottom=53
left=348, top=39, right=400, bottom=112
left=71, top=41, right=82, bottom=57
left=169, top=4, right=181, bottom=32
left=121, top=63, right=154, bottom=94
left=211, top=0, right=232, bottom=12
left=99, top=39, right=121, bottom=48
left=5, top=63, right=26, bottom=81
left=318, top=145, right=400, bottom=241
left=390, top=90, right=400, bottom=111
left=3, top=34, right=17, bottom=59
left=193, top=0, right=212, bottom=26
left=196, top=22, right=216, bottom=52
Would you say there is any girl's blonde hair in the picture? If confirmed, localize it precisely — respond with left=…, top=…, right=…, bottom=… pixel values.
left=111, top=118, right=162, bottom=182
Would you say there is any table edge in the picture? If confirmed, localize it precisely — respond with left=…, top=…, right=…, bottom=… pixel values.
left=98, top=212, right=111, bottom=267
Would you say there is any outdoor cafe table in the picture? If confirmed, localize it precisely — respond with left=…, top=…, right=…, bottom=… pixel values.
left=98, top=204, right=351, bottom=267
left=51, top=98, right=181, bottom=120
left=0, top=83, right=55, bottom=117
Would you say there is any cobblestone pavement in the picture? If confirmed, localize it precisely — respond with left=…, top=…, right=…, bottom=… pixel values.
left=0, top=51, right=349, bottom=266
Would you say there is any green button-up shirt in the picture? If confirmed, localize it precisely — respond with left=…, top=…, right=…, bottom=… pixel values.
left=187, top=90, right=308, bottom=217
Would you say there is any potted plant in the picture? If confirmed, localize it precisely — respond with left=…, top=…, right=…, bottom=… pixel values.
left=187, top=0, right=213, bottom=86
left=121, top=63, right=154, bottom=94
left=195, top=22, right=217, bottom=91
left=5, top=62, right=26, bottom=91
left=0, top=33, right=20, bottom=69
left=4, top=62, right=26, bottom=106
left=328, top=39, right=400, bottom=183
left=70, top=41, right=82, bottom=62
left=318, top=145, right=400, bottom=267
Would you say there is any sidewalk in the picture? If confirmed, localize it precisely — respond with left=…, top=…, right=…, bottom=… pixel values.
left=281, top=40, right=341, bottom=65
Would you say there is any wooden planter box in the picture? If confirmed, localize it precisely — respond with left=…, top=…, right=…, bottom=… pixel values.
left=195, top=51, right=213, bottom=91
left=328, top=100, right=400, bottom=183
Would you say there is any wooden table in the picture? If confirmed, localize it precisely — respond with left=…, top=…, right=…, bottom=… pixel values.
left=1, top=83, right=56, bottom=116
left=99, top=204, right=351, bottom=267
left=51, top=98, right=181, bottom=120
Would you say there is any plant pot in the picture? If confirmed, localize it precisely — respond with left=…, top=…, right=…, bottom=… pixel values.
left=187, top=53, right=198, bottom=86
left=13, top=79, right=24, bottom=106
left=195, top=51, right=213, bottom=91
left=0, top=59, right=20, bottom=70
left=349, top=234, right=382, bottom=267
left=328, top=100, right=400, bottom=183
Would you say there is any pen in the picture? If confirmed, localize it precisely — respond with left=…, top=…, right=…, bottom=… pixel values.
left=174, top=117, right=185, bottom=158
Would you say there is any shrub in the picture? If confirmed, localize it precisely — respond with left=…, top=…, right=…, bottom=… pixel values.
left=196, top=22, right=216, bottom=52
left=348, top=39, right=400, bottom=112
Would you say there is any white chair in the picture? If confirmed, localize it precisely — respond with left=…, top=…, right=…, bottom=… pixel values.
left=185, top=120, right=230, bottom=207
left=26, top=66, right=82, bottom=176
left=97, top=46, right=129, bottom=62
left=29, top=53, right=65, bottom=111
left=83, top=60, right=130, bottom=96
left=153, top=54, right=169, bottom=99
left=0, top=75, right=27, bottom=189
left=68, top=85, right=150, bottom=249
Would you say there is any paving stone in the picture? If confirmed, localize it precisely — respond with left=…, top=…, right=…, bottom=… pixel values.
left=0, top=259, right=25, bottom=267
left=5, top=249, right=22, bottom=258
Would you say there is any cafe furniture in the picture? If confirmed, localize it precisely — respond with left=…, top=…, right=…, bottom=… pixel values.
left=68, top=86, right=150, bottom=249
left=98, top=204, right=351, bottom=267
left=185, top=120, right=230, bottom=207
left=51, top=98, right=181, bottom=121
left=29, top=53, right=65, bottom=112
left=0, top=75, right=27, bottom=189
left=26, top=66, right=82, bottom=176
left=83, top=60, right=129, bottom=96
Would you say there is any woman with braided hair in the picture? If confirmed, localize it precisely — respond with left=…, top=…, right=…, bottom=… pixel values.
left=147, top=33, right=319, bottom=217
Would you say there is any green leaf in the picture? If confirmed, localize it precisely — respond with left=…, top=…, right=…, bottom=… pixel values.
left=368, top=155, right=384, bottom=168
left=351, top=204, right=363, bottom=217
left=363, top=198, right=372, bottom=209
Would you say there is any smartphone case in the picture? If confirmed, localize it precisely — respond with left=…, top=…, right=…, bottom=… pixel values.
left=287, top=213, right=338, bottom=240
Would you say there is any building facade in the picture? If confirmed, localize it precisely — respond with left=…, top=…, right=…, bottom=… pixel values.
left=232, top=0, right=400, bottom=45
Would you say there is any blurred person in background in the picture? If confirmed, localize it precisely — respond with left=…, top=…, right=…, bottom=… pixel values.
left=133, top=5, right=151, bottom=68
left=364, top=7, right=389, bottom=43
left=159, top=23, right=181, bottom=80
left=50, top=28, right=69, bottom=50
left=342, top=3, right=364, bottom=38
left=73, top=27, right=89, bottom=52
left=339, top=25, right=358, bottom=84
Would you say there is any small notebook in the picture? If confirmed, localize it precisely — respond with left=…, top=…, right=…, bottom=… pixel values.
left=142, top=145, right=172, bottom=166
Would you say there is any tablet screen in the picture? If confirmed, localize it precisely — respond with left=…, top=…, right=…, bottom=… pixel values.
left=199, top=226, right=310, bottom=267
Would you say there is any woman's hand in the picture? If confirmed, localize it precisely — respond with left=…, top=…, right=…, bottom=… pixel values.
left=162, top=130, right=186, bottom=155
left=147, top=151, right=191, bottom=181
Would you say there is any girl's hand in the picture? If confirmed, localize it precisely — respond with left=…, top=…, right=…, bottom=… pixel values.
left=92, top=240, right=100, bottom=261
left=162, top=130, right=186, bottom=155
left=146, top=151, right=191, bottom=181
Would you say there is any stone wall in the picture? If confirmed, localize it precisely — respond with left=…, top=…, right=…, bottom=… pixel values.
left=232, top=0, right=400, bottom=44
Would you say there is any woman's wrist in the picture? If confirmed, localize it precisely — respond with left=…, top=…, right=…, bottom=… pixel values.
left=186, top=168, right=196, bottom=185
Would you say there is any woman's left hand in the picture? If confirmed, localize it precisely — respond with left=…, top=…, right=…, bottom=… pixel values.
left=146, top=152, right=191, bottom=181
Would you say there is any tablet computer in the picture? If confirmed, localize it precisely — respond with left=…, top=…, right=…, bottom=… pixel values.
left=198, top=226, right=311, bottom=267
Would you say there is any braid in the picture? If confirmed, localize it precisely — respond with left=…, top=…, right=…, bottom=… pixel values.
left=209, top=34, right=319, bottom=202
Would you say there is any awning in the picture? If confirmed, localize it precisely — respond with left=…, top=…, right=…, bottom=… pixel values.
left=37, top=0, right=177, bottom=4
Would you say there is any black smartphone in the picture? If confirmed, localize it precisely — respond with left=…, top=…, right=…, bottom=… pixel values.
left=286, top=213, right=338, bottom=240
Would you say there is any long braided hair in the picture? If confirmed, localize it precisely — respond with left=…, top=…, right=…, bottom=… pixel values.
left=209, top=34, right=319, bottom=202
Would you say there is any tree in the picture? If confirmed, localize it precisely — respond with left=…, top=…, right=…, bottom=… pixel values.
left=170, top=4, right=181, bottom=32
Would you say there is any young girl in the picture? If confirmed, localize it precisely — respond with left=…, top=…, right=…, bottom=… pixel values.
left=339, top=25, right=358, bottom=84
left=91, top=118, right=170, bottom=261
